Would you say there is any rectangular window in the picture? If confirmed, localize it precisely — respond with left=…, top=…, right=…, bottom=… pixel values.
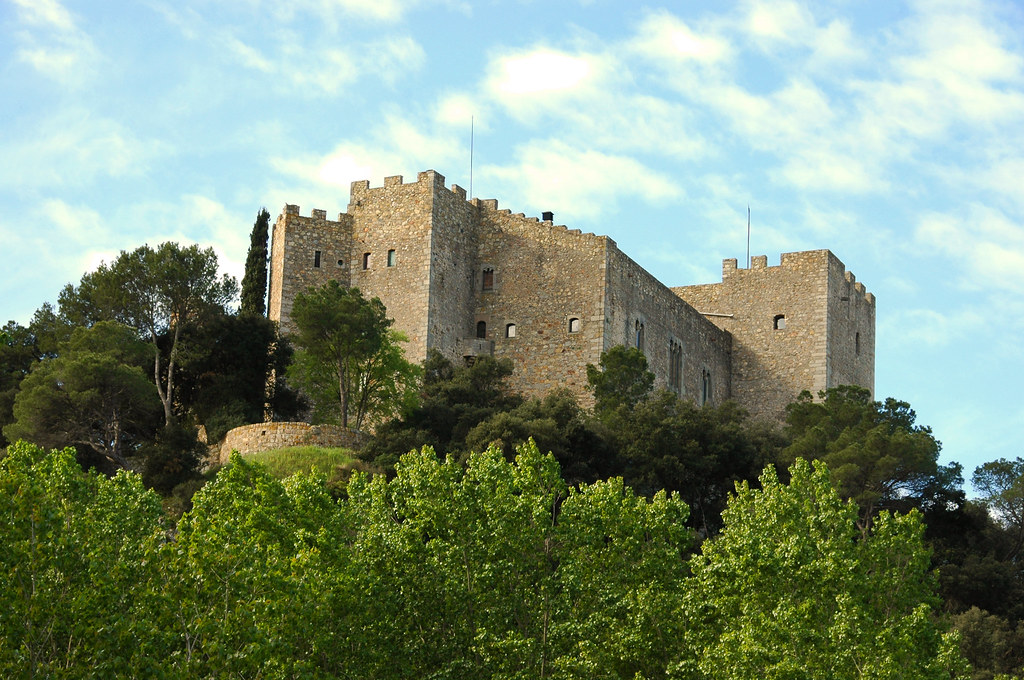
left=387, top=249, right=396, bottom=267
left=314, top=250, right=321, bottom=268
left=362, top=252, right=371, bottom=270
left=482, top=268, right=494, bottom=291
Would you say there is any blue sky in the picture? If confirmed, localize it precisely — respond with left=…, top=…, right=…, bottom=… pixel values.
left=2, top=0, right=1022, bottom=483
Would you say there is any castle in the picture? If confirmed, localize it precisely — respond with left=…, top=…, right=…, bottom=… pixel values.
left=268, top=170, right=875, bottom=422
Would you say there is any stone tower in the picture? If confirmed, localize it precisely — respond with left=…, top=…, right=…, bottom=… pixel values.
left=673, top=250, right=875, bottom=421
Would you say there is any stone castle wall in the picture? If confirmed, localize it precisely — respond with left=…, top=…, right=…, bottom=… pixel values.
left=606, top=246, right=732, bottom=404
left=674, top=250, right=874, bottom=421
left=825, top=258, right=875, bottom=390
left=219, top=422, right=368, bottom=464
left=475, top=207, right=609, bottom=398
left=269, top=207, right=353, bottom=335
left=268, top=169, right=875, bottom=422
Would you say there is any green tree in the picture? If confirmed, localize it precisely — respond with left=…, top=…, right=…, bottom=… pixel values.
left=782, top=385, right=955, bottom=533
left=58, top=242, right=238, bottom=427
left=684, top=458, right=968, bottom=680
left=240, top=207, right=270, bottom=317
left=288, top=282, right=416, bottom=430
left=974, top=458, right=1024, bottom=561
left=362, top=350, right=523, bottom=469
left=175, top=312, right=303, bottom=441
left=586, top=345, right=655, bottom=416
left=465, top=387, right=617, bottom=484
left=0, top=321, right=39, bottom=448
left=0, top=442, right=165, bottom=677
left=4, top=323, right=161, bottom=470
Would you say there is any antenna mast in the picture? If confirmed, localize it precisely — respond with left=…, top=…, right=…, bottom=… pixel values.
left=746, top=205, right=751, bottom=268
left=469, top=116, right=474, bottom=200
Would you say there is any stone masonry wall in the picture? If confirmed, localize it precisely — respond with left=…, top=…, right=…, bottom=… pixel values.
left=219, top=422, right=368, bottom=464
left=674, top=250, right=868, bottom=422
left=345, top=173, right=438, bottom=364
left=427, top=172, right=482, bottom=362
left=475, top=208, right=609, bottom=399
left=825, top=256, right=875, bottom=392
left=605, top=246, right=732, bottom=405
left=269, top=207, right=353, bottom=335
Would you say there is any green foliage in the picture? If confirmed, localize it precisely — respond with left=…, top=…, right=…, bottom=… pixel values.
left=684, top=458, right=968, bottom=680
left=0, top=441, right=164, bottom=678
left=609, top=391, right=768, bottom=535
left=0, top=321, right=39, bottom=448
left=4, top=322, right=161, bottom=469
left=586, top=345, right=655, bottom=415
left=288, top=282, right=417, bottom=429
left=345, top=440, right=694, bottom=678
left=362, top=350, right=523, bottom=469
left=175, top=312, right=303, bottom=440
left=465, top=387, right=617, bottom=484
left=140, top=423, right=205, bottom=494
left=241, top=445, right=375, bottom=494
left=973, top=458, right=1024, bottom=560
left=58, top=241, right=238, bottom=426
left=951, top=607, right=1024, bottom=680
left=783, top=385, right=955, bottom=532
left=240, top=207, right=270, bottom=317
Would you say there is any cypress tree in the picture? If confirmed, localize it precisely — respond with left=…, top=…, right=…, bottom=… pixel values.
left=240, top=208, right=270, bottom=317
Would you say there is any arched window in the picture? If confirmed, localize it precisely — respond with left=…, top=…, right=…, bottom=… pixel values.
left=482, top=267, right=494, bottom=291
left=701, top=368, right=712, bottom=405
left=506, top=323, right=516, bottom=338
left=773, top=314, right=786, bottom=330
left=635, top=320, right=645, bottom=350
left=669, top=340, right=683, bottom=392
left=476, top=321, right=487, bottom=339
left=568, top=317, right=580, bottom=333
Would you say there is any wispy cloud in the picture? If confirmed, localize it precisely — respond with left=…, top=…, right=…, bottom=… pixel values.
left=10, top=0, right=100, bottom=84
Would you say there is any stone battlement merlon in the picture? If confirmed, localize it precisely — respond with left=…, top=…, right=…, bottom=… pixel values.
left=720, top=249, right=874, bottom=303
left=281, top=205, right=348, bottom=223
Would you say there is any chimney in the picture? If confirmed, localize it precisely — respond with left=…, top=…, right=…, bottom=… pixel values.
left=541, top=211, right=554, bottom=222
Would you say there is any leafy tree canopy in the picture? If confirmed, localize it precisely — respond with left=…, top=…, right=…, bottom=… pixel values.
left=287, top=282, right=417, bottom=430
left=782, top=385, right=957, bottom=533
left=685, top=458, right=968, bottom=679
left=586, top=345, right=655, bottom=415
left=58, top=242, right=237, bottom=426
left=4, top=322, right=161, bottom=470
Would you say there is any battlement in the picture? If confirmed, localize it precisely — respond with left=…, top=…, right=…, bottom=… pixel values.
left=720, top=249, right=874, bottom=304
left=281, top=205, right=347, bottom=223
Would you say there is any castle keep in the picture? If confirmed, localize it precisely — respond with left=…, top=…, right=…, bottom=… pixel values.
left=269, top=170, right=875, bottom=422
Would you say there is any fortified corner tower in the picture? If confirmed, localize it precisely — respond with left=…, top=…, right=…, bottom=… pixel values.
left=268, top=170, right=481, bottom=366
left=673, top=249, right=875, bottom=421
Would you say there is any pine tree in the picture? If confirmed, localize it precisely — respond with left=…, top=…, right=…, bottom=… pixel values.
left=240, top=208, right=270, bottom=317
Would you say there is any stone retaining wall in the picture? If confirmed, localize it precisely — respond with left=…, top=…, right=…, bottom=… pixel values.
left=219, top=422, right=368, bottom=464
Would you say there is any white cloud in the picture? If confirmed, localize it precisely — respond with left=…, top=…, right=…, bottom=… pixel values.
left=10, top=0, right=100, bottom=84
left=881, top=307, right=985, bottom=349
left=744, top=0, right=815, bottom=44
left=629, top=10, right=731, bottom=65
left=481, top=140, right=680, bottom=220
left=916, top=206, right=1024, bottom=295
left=0, top=111, right=163, bottom=189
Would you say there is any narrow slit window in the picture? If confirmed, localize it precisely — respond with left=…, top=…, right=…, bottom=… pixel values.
left=387, top=249, right=396, bottom=267
left=635, top=320, right=645, bottom=350
left=506, top=323, right=516, bottom=338
left=701, top=369, right=712, bottom=405
left=314, top=250, right=321, bottom=268
left=568, top=318, right=580, bottom=333
left=773, top=314, right=786, bottom=330
left=476, top=321, right=487, bottom=339
left=362, top=252, right=371, bottom=269
left=482, top=267, right=494, bottom=291
left=855, top=332, right=860, bottom=356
